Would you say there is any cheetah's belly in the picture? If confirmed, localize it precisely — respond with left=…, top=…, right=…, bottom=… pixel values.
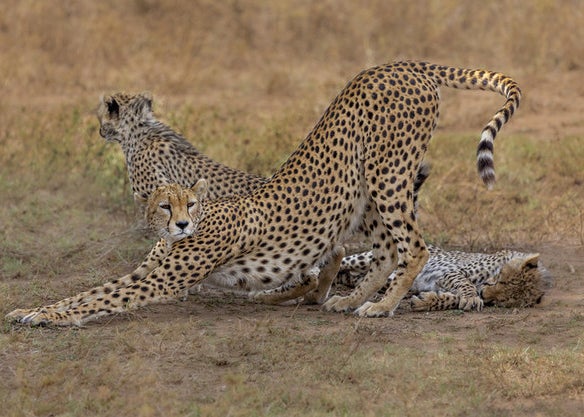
left=202, top=258, right=307, bottom=292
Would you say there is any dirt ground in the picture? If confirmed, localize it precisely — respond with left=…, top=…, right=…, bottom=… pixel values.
left=107, top=71, right=584, bottom=414
left=62, top=241, right=582, bottom=415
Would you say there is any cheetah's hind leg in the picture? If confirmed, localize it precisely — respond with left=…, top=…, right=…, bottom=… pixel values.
left=250, top=269, right=319, bottom=305
left=355, top=227, right=429, bottom=318
left=304, top=245, right=345, bottom=304
left=323, top=207, right=399, bottom=314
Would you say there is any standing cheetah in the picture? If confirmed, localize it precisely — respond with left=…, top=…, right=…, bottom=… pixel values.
left=8, top=61, right=521, bottom=326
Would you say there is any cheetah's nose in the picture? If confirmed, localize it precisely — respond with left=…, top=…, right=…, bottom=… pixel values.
left=176, top=221, right=189, bottom=230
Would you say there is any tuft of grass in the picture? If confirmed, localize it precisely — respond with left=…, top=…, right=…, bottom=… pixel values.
left=480, top=344, right=584, bottom=402
left=418, top=134, right=584, bottom=249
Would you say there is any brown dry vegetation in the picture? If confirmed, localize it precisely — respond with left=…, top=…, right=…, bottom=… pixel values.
left=0, top=1, right=583, bottom=416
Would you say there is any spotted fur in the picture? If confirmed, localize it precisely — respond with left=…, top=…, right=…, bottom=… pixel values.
left=7, top=61, right=521, bottom=326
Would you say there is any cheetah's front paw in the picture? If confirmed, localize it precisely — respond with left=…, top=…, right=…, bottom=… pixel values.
left=25, top=311, right=82, bottom=327
left=6, top=308, right=80, bottom=327
left=458, top=295, right=484, bottom=311
left=354, top=301, right=394, bottom=318
left=410, top=292, right=441, bottom=311
left=322, top=295, right=357, bottom=313
left=5, top=308, right=40, bottom=323
left=6, top=309, right=53, bottom=326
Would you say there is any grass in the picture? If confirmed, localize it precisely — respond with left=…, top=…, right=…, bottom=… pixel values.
left=1, top=1, right=583, bottom=416
left=2, top=313, right=582, bottom=417
left=419, top=134, right=584, bottom=249
left=1, top=96, right=583, bottom=417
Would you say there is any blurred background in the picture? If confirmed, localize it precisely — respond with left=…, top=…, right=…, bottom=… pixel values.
left=2, top=0, right=582, bottom=96
left=0, top=0, right=582, bottom=279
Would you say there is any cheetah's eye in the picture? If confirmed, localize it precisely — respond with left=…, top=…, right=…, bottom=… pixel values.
left=187, top=201, right=195, bottom=208
left=159, top=203, right=171, bottom=211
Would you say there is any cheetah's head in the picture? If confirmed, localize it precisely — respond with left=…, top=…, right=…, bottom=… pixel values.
left=97, top=92, right=154, bottom=143
left=141, top=180, right=208, bottom=245
left=481, top=254, right=552, bottom=308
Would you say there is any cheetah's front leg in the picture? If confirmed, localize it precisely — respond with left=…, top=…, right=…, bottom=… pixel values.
left=353, top=246, right=428, bottom=317
left=7, top=246, right=214, bottom=326
left=323, top=250, right=394, bottom=314
left=323, top=223, right=396, bottom=314
left=10, top=272, right=189, bottom=327
left=6, top=239, right=170, bottom=321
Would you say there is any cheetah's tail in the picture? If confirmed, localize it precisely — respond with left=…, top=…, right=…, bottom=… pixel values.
left=406, top=61, right=522, bottom=189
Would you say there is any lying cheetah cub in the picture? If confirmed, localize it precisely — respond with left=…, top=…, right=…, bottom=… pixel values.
left=336, top=163, right=552, bottom=311
left=337, top=247, right=552, bottom=311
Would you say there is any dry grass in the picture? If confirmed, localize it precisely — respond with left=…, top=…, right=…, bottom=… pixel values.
left=419, top=134, right=584, bottom=249
left=0, top=1, right=583, bottom=416
left=2, top=0, right=583, bottom=103
left=2, top=305, right=582, bottom=417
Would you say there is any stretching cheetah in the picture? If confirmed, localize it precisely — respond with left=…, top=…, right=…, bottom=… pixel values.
left=134, top=162, right=550, bottom=312
left=8, top=61, right=521, bottom=325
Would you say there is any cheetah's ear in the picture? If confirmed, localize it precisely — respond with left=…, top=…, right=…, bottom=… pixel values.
left=521, top=253, right=540, bottom=270
left=191, top=178, right=208, bottom=201
left=139, top=91, right=153, bottom=116
left=104, top=96, right=120, bottom=119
